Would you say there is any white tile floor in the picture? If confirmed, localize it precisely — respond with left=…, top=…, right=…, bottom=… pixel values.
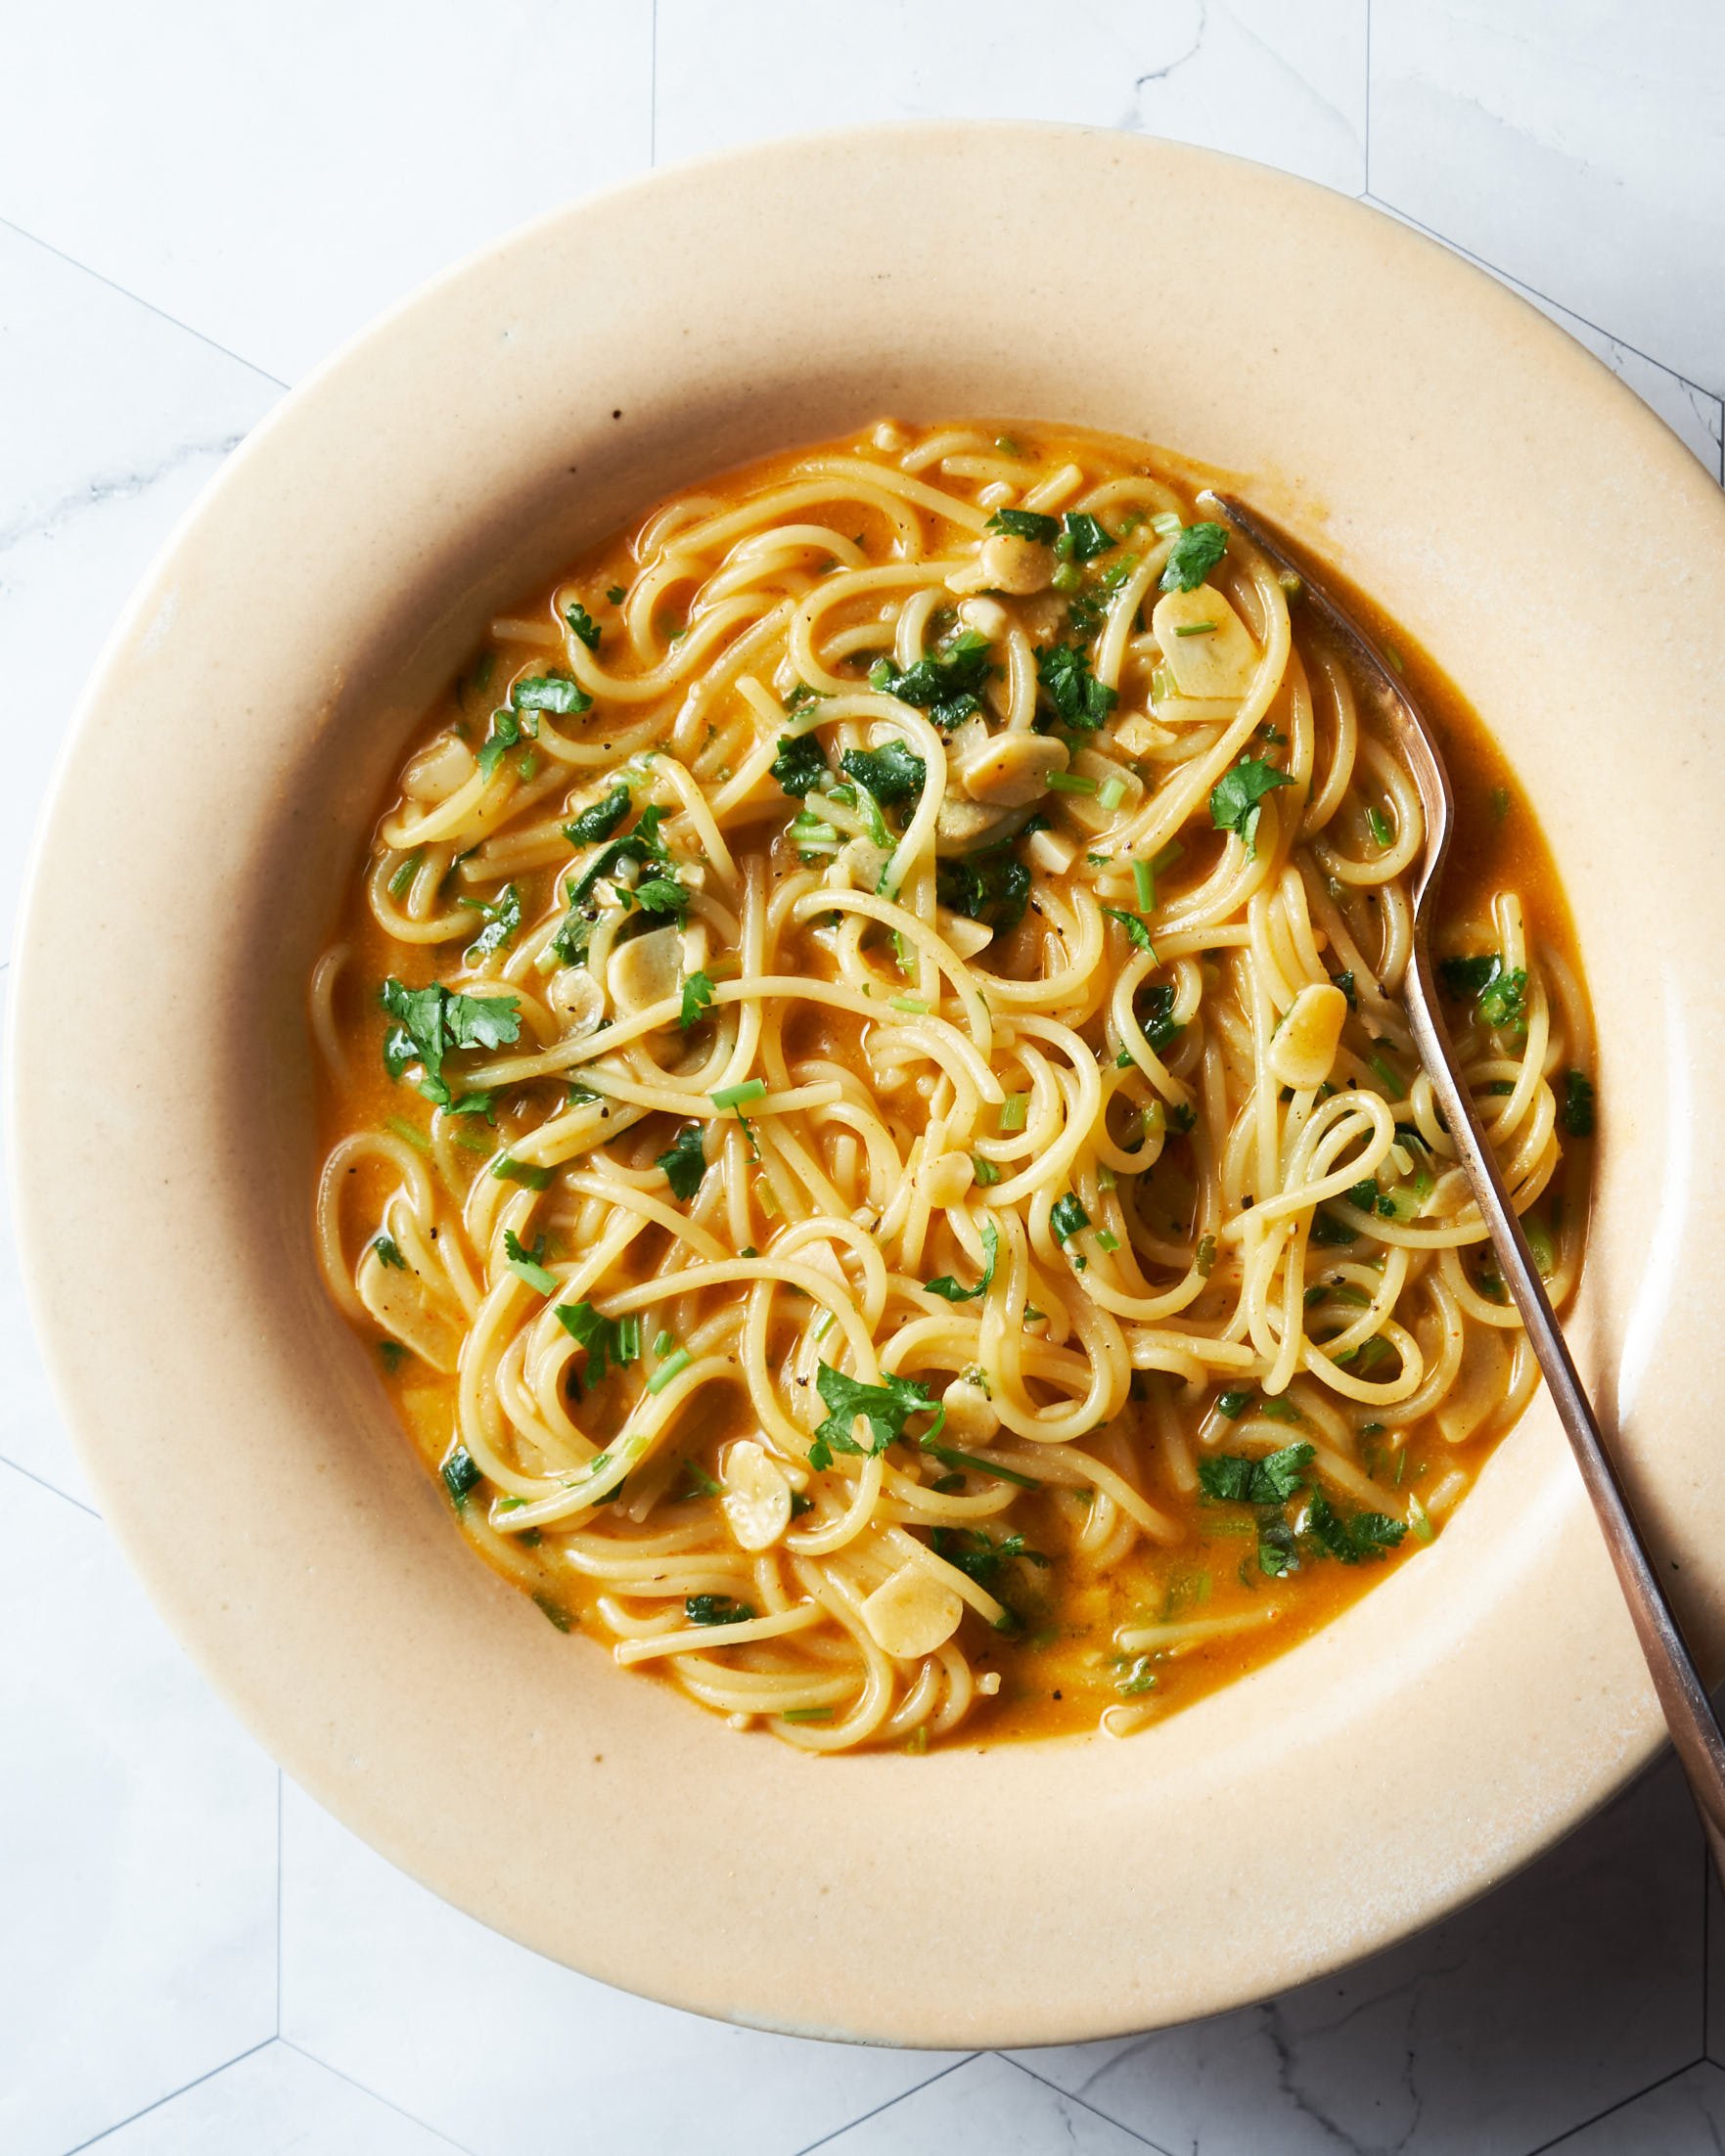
left=4, top=5, right=1722, bottom=2151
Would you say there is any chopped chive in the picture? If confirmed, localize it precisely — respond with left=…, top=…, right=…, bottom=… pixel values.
left=1098, top=778, right=1126, bottom=811
left=922, top=1442, right=1041, bottom=1490
left=1132, top=859, right=1155, bottom=910
left=1366, top=1054, right=1405, bottom=1100
left=1173, top=619, right=1217, bottom=638
left=653, top=1329, right=673, bottom=1357
left=781, top=1706, right=833, bottom=1724
left=1047, top=772, right=1099, bottom=795
left=712, top=1079, right=767, bottom=1110
left=386, top=1116, right=431, bottom=1154
left=999, top=1093, right=1029, bottom=1133
left=1097, top=1230, right=1120, bottom=1252
left=1366, top=806, right=1393, bottom=848
left=647, top=1347, right=694, bottom=1393
left=889, top=995, right=929, bottom=1015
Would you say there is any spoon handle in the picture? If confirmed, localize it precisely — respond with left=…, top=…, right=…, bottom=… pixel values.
left=1405, top=941, right=1725, bottom=1875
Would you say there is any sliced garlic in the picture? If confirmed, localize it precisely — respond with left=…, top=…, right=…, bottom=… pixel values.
left=606, top=924, right=683, bottom=1017
left=918, top=1151, right=975, bottom=1208
left=401, top=733, right=477, bottom=803
left=1112, top=710, right=1171, bottom=758
left=1267, top=982, right=1348, bottom=1091
left=977, top=531, right=1056, bottom=595
left=940, top=1376, right=999, bottom=1446
left=357, top=1248, right=462, bottom=1372
left=547, top=966, right=604, bottom=1034
left=1025, top=825, right=1077, bottom=876
left=954, top=730, right=1068, bottom=807
left=1151, top=585, right=1260, bottom=699
left=861, top=1567, right=965, bottom=1658
left=720, top=1439, right=793, bottom=1551
left=936, top=907, right=995, bottom=960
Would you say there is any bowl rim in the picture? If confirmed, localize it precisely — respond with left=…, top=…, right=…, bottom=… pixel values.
left=13, top=118, right=1725, bottom=2048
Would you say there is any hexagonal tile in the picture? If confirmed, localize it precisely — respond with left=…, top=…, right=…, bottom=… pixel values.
left=820, top=2055, right=1161, bottom=2155
left=280, top=1779, right=967, bottom=2156
left=1543, top=2061, right=1725, bottom=2153
left=1013, top=1750, right=1704, bottom=2155
left=0, top=0, right=653, bottom=382
left=89, top=2042, right=464, bottom=2155
left=0, top=1464, right=279, bottom=2156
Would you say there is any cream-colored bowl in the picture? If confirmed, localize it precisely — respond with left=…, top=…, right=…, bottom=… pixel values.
left=13, top=126, right=1725, bottom=2047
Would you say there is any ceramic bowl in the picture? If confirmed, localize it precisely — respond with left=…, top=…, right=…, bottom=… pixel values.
left=13, top=124, right=1725, bottom=2047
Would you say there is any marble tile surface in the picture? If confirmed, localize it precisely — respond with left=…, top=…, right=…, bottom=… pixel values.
left=5, top=4, right=1724, bottom=2151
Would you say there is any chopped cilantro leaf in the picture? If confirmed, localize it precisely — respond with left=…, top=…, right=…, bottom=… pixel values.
left=684, top=1594, right=755, bottom=1626
left=1210, top=756, right=1293, bottom=853
left=808, top=1363, right=943, bottom=1470
left=869, top=632, right=993, bottom=732
left=925, top=1220, right=999, bottom=1304
left=1199, top=1441, right=1314, bottom=1505
left=840, top=740, right=926, bottom=804
left=1035, top=642, right=1116, bottom=731
left=1139, top=983, right=1183, bottom=1054
left=373, top=1234, right=406, bottom=1270
left=440, top=1445, right=481, bottom=1509
left=657, top=1123, right=708, bottom=1200
left=1063, top=512, right=1114, bottom=561
left=1159, top=520, right=1228, bottom=592
left=565, top=786, right=632, bottom=844
left=554, top=1299, right=639, bottom=1382
left=771, top=733, right=828, bottom=798
left=512, top=670, right=591, bottom=715
left=379, top=978, right=522, bottom=1105
left=1102, top=906, right=1156, bottom=953
left=564, top=602, right=601, bottom=651
left=985, top=507, right=1059, bottom=545
left=680, top=970, right=714, bottom=1030
left=1051, top=1191, right=1089, bottom=1243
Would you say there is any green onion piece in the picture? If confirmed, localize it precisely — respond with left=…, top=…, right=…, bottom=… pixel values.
left=889, top=995, right=929, bottom=1015
left=1151, top=511, right=1182, bottom=538
left=781, top=1706, right=833, bottom=1724
left=1051, top=561, right=1081, bottom=594
left=1196, top=1234, right=1216, bottom=1276
left=1408, top=1493, right=1434, bottom=1543
left=1098, top=778, right=1126, bottom=811
left=492, top=1155, right=554, bottom=1190
left=711, top=1078, right=767, bottom=1110
left=1367, top=805, right=1393, bottom=848
left=1097, top=1230, right=1120, bottom=1252
left=1132, top=859, right=1155, bottom=911
left=653, top=1329, right=673, bottom=1357
left=386, top=850, right=424, bottom=899
left=647, top=1347, right=694, bottom=1393
left=1522, top=1214, right=1556, bottom=1278
left=1150, top=666, right=1176, bottom=702
left=1366, top=1053, right=1406, bottom=1100
left=386, top=1115, right=431, bottom=1154
left=999, top=1093, right=1029, bottom=1133
left=1173, top=620, right=1217, bottom=638
left=1047, top=772, right=1099, bottom=795
left=972, top=1157, right=1002, bottom=1187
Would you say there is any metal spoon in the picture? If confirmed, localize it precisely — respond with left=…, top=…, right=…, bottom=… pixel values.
left=1201, top=488, right=1725, bottom=1878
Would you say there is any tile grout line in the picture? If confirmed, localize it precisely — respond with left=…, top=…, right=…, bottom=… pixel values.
left=276, top=2038, right=477, bottom=2155
left=1363, top=0, right=1371, bottom=196
left=0, top=1447, right=101, bottom=1520
left=0, top=214, right=291, bottom=391
left=1003, top=2054, right=1176, bottom=2153
left=790, top=2054, right=979, bottom=2155
left=1524, top=2057, right=1702, bottom=2154
left=60, top=2037, right=277, bottom=2154
left=1358, top=193, right=1725, bottom=413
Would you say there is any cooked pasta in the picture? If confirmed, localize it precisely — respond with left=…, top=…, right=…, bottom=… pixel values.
left=311, top=420, right=1594, bottom=1751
